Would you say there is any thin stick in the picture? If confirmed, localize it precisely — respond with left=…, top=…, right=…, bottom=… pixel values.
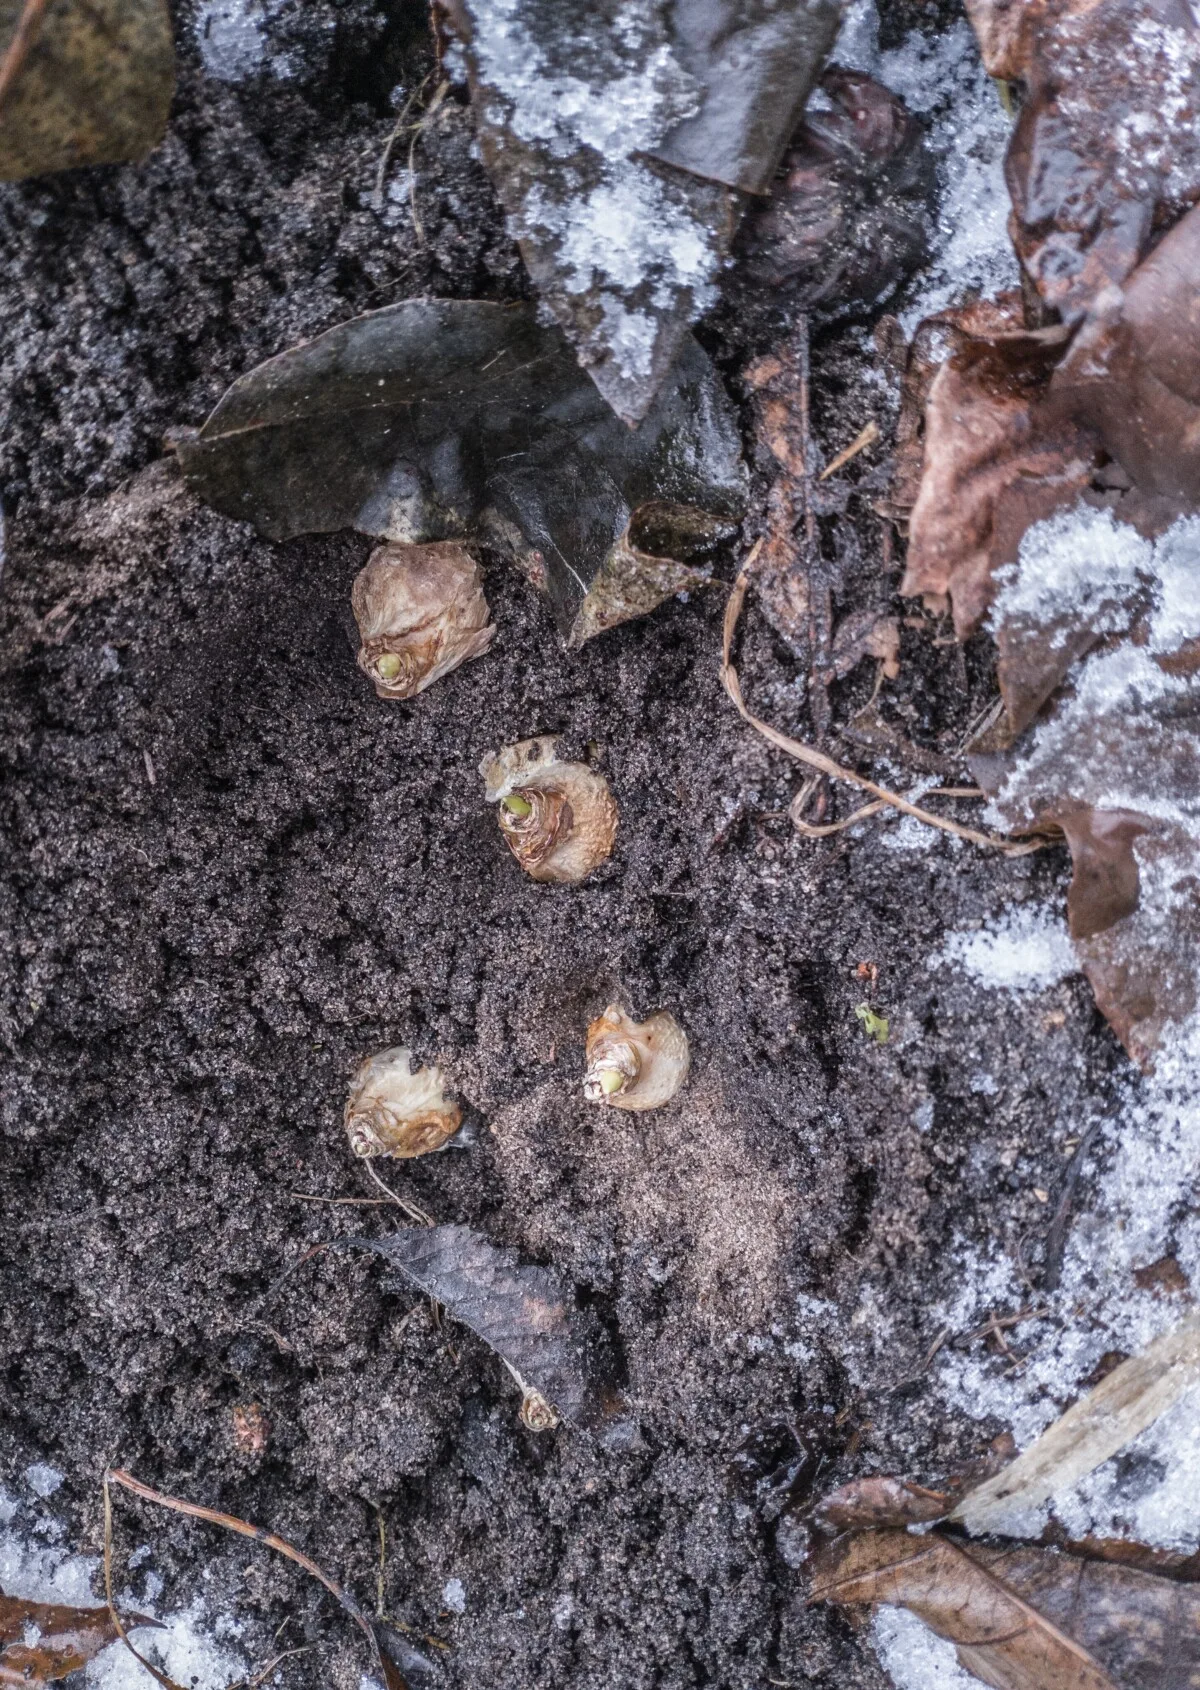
left=290, top=1192, right=396, bottom=1206
left=722, top=565, right=1043, bottom=856
left=103, top=1475, right=188, bottom=1690
left=820, top=419, right=880, bottom=481
left=0, top=0, right=51, bottom=113
left=107, top=1470, right=392, bottom=1684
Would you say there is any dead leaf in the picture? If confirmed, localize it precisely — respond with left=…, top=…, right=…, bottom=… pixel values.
left=0, top=1593, right=158, bottom=1685
left=897, top=296, right=1097, bottom=636
left=812, top=1530, right=1125, bottom=1690
left=341, top=1225, right=626, bottom=1434
left=0, top=0, right=174, bottom=181
left=438, top=0, right=836, bottom=423
left=737, top=66, right=935, bottom=312
left=175, top=299, right=746, bottom=648
left=951, top=1310, right=1200, bottom=1537
left=980, top=503, right=1200, bottom=1064
left=812, top=1475, right=953, bottom=1534
left=966, top=0, right=1200, bottom=327
left=645, top=0, right=841, bottom=195
left=1052, top=200, right=1200, bottom=507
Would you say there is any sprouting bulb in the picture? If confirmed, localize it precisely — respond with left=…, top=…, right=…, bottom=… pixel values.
left=584, top=1005, right=690, bottom=1111
left=503, top=1360, right=561, bottom=1432
left=344, top=1047, right=462, bottom=1159
left=480, top=736, right=618, bottom=884
left=351, top=541, right=495, bottom=700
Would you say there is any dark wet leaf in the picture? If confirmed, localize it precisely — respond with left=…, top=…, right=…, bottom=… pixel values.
left=727, top=1415, right=832, bottom=1522
left=0, top=0, right=174, bottom=181
left=175, top=298, right=746, bottom=647
left=342, top=1225, right=624, bottom=1434
left=737, top=67, right=935, bottom=312
left=0, top=1593, right=158, bottom=1684
left=440, top=0, right=836, bottom=423
left=966, top=0, right=1200, bottom=327
left=646, top=0, right=840, bottom=195
left=896, top=295, right=1097, bottom=637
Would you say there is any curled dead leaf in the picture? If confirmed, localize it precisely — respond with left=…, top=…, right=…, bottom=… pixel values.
left=340, top=1225, right=626, bottom=1435
left=737, top=67, right=935, bottom=312
left=897, top=296, right=1097, bottom=636
left=815, top=1528, right=1200, bottom=1690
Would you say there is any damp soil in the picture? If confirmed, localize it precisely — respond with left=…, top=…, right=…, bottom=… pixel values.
left=0, top=4, right=1133, bottom=1688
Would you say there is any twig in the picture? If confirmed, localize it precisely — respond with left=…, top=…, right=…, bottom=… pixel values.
left=0, top=0, right=52, bottom=114
left=1042, top=1118, right=1103, bottom=1291
left=722, top=562, right=1044, bottom=856
left=230, top=1646, right=314, bottom=1690
left=820, top=419, right=880, bottom=481
left=103, top=1475, right=188, bottom=1690
left=373, top=72, right=433, bottom=210
left=290, top=1192, right=396, bottom=1206
left=107, top=1469, right=395, bottom=1689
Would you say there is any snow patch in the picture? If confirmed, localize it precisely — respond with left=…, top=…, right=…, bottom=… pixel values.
left=877, top=21, right=1020, bottom=331
left=938, top=906, right=1077, bottom=992
left=194, top=0, right=296, bottom=83
left=24, top=1463, right=63, bottom=1499
left=872, top=1605, right=979, bottom=1689
left=442, top=1576, right=466, bottom=1614
left=0, top=1489, right=245, bottom=1688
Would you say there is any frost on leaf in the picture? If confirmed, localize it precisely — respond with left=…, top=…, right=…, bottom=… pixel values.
left=966, top=0, right=1200, bottom=329
left=438, top=0, right=839, bottom=423
left=175, top=298, right=746, bottom=647
left=342, top=1225, right=626, bottom=1434
left=0, top=0, right=175, bottom=181
left=981, top=507, right=1200, bottom=1066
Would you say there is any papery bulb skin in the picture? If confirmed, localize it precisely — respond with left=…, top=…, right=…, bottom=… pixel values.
left=352, top=541, right=494, bottom=700
left=519, top=1388, right=561, bottom=1432
left=344, top=1046, right=462, bottom=1158
left=584, top=1005, right=690, bottom=1111
left=480, top=736, right=618, bottom=884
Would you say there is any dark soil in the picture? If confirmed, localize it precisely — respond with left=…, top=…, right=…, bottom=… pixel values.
left=0, top=4, right=1131, bottom=1687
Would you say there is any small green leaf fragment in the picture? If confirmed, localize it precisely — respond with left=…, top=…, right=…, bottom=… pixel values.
left=854, top=1003, right=889, bottom=1044
left=501, top=792, right=533, bottom=818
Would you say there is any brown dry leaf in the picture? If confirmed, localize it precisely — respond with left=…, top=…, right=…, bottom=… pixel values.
left=0, top=0, right=174, bottom=181
left=812, top=1475, right=953, bottom=1534
left=0, top=1593, right=157, bottom=1684
left=1052, top=200, right=1200, bottom=507
left=965, top=0, right=1200, bottom=327
left=811, top=1530, right=1122, bottom=1690
left=812, top=1530, right=1200, bottom=1690
left=897, top=295, right=1097, bottom=636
